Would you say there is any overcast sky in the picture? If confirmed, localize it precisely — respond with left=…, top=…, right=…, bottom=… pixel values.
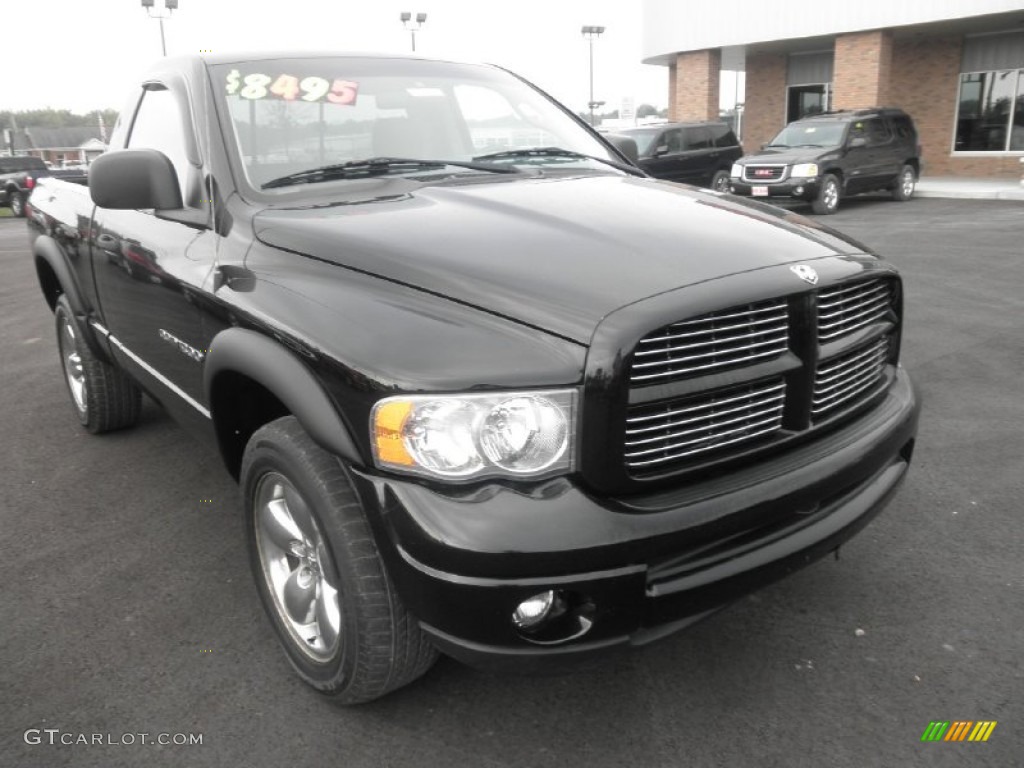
left=6, top=0, right=676, bottom=116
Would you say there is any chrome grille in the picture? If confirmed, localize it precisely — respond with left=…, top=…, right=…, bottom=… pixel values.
left=630, top=299, right=789, bottom=384
left=812, top=337, right=889, bottom=417
left=625, top=380, right=786, bottom=471
left=743, top=165, right=786, bottom=182
left=817, top=279, right=893, bottom=341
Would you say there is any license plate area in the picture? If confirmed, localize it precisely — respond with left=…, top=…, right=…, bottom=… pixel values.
left=752, top=185, right=769, bottom=197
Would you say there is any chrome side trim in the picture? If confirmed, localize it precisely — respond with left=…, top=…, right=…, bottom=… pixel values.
left=90, top=320, right=211, bottom=419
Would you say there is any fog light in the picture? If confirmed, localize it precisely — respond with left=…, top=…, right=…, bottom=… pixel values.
left=512, top=591, right=557, bottom=630
left=794, top=186, right=804, bottom=196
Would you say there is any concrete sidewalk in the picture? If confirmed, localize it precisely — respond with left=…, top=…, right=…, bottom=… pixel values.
left=916, top=175, right=1024, bottom=201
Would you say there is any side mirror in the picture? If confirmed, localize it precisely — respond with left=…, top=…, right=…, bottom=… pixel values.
left=605, top=134, right=639, bottom=164
left=848, top=137, right=867, bottom=149
left=653, top=144, right=670, bottom=157
left=89, top=149, right=183, bottom=210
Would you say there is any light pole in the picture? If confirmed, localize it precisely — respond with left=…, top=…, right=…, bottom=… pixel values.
left=581, top=25, right=605, bottom=126
left=141, top=0, right=178, bottom=57
left=400, top=12, right=428, bottom=52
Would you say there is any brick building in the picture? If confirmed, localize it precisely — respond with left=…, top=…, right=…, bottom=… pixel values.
left=643, top=0, right=1024, bottom=178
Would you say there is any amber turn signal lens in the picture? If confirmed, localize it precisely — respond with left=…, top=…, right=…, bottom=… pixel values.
left=373, top=400, right=415, bottom=466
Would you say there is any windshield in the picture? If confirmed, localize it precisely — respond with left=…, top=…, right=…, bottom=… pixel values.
left=768, top=121, right=847, bottom=148
left=211, top=57, right=620, bottom=191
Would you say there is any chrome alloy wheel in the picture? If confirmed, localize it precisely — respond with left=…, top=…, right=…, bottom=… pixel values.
left=58, top=314, right=87, bottom=416
left=900, top=168, right=915, bottom=198
left=254, top=472, right=342, bottom=662
left=822, top=179, right=839, bottom=211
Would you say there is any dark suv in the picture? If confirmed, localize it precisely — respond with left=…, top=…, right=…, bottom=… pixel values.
left=729, top=108, right=920, bottom=214
left=618, top=121, right=742, bottom=191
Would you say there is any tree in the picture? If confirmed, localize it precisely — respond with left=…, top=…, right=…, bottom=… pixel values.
left=0, top=108, right=119, bottom=130
left=636, top=103, right=659, bottom=118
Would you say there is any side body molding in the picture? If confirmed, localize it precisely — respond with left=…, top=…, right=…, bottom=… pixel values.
left=204, top=327, right=361, bottom=463
left=33, top=234, right=108, bottom=359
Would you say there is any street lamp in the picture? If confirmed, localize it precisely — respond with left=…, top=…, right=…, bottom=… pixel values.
left=400, top=12, right=428, bottom=52
left=581, top=25, right=605, bottom=126
left=141, top=0, right=178, bottom=57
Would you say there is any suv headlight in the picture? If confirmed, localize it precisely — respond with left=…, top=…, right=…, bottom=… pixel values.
left=371, top=390, right=575, bottom=480
left=791, top=163, right=819, bottom=178
left=730, top=163, right=743, bottom=178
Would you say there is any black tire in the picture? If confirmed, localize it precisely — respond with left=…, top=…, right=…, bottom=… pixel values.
left=241, top=416, right=438, bottom=704
left=9, top=189, right=25, bottom=217
left=892, top=164, right=916, bottom=202
left=811, top=173, right=840, bottom=215
left=54, top=295, right=141, bottom=433
left=710, top=170, right=731, bottom=193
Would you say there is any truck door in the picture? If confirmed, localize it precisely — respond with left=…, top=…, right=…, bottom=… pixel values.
left=90, top=83, right=216, bottom=423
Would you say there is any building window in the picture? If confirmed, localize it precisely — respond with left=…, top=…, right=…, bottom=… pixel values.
left=954, top=70, right=1023, bottom=152
left=786, top=84, right=831, bottom=124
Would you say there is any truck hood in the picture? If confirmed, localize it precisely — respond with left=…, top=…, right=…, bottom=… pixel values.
left=253, top=173, right=869, bottom=343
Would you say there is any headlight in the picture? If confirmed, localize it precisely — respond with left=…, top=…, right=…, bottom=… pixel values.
left=371, top=390, right=575, bottom=480
left=791, top=163, right=819, bottom=177
left=730, top=163, right=742, bottom=178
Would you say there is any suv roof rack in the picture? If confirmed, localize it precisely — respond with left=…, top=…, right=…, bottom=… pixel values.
left=805, top=107, right=907, bottom=118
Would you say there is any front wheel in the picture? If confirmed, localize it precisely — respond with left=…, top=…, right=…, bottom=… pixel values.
left=893, top=164, right=916, bottom=201
left=811, top=174, right=840, bottom=215
left=54, top=295, right=141, bottom=433
left=710, top=170, right=731, bottom=193
left=242, top=416, right=438, bottom=704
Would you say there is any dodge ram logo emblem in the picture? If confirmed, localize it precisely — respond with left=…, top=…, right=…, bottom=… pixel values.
left=790, top=265, right=819, bottom=285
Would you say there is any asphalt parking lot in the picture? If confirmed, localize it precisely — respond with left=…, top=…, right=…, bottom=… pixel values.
left=2, top=195, right=1022, bottom=767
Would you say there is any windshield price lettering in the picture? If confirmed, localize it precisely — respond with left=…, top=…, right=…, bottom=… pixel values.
left=225, top=69, right=358, bottom=104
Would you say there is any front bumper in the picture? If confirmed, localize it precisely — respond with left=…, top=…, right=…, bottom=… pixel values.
left=350, top=367, right=920, bottom=671
left=730, top=178, right=821, bottom=201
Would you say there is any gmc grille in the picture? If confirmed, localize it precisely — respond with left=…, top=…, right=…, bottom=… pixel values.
left=742, top=165, right=786, bottom=182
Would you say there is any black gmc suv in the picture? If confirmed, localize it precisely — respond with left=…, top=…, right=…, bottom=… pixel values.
left=730, top=108, right=920, bottom=214
left=27, top=53, right=919, bottom=704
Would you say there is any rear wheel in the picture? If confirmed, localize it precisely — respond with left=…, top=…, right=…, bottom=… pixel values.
left=242, top=416, right=438, bottom=704
left=710, top=170, right=731, bottom=193
left=811, top=173, right=840, bottom=215
left=9, top=190, right=25, bottom=217
left=892, top=164, right=916, bottom=201
left=54, top=295, right=141, bottom=433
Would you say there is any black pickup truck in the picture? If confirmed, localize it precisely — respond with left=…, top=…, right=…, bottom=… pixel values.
left=27, top=52, right=920, bottom=704
left=3, top=155, right=88, bottom=216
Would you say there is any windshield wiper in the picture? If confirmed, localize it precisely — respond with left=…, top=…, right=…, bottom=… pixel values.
left=765, top=143, right=789, bottom=148
left=262, top=157, right=516, bottom=190
left=472, top=147, right=645, bottom=176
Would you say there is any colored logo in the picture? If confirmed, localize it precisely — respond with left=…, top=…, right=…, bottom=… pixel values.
left=921, top=721, right=997, bottom=742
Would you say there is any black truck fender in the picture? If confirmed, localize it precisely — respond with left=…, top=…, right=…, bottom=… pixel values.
left=204, top=327, right=362, bottom=476
left=33, top=234, right=109, bottom=360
